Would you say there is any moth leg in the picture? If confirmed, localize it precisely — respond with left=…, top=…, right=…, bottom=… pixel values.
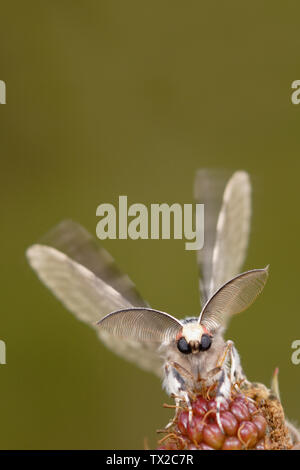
left=165, top=397, right=181, bottom=429
left=214, top=341, right=242, bottom=432
left=170, top=360, right=193, bottom=378
left=216, top=340, right=232, bottom=369
left=229, top=343, right=249, bottom=391
left=215, top=368, right=232, bottom=432
left=163, top=362, right=192, bottom=427
left=169, top=361, right=193, bottom=422
left=229, top=344, right=257, bottom=408
left=215, top=340, right=255, bottom=432
left=217, top=340, right=248, bottom=389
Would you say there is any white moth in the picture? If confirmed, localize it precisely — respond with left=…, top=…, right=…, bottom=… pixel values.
left=26, top=170, right=268, bottom=430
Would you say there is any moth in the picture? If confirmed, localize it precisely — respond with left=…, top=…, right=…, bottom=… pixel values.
left=26, top=170, right=268, bottom=431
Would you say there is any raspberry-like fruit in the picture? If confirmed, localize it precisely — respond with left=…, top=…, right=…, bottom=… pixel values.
left=157, top=390, right=270, bottom=450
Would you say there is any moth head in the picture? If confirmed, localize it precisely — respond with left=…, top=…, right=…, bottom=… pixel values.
left=176, top=323, right=212, bottom=355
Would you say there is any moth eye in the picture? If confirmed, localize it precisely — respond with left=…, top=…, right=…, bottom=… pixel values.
left=177, top=337, right=191, bottom=354
left=200, top=334, right=212, bottom=351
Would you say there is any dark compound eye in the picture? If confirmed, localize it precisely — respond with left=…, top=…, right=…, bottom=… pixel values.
left=177, top=337, right=192, bottom=354
left=200, top=334, right=212, bottom=351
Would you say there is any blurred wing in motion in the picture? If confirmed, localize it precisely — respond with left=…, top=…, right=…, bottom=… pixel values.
left=27, top=244, right=134, bottom=326
left=26, top=221, right=172, bottom=374
left=98, top=308, right=182, bottom=375
left=194, top=170, right=251, bottom=307
left=36, top=220, right=148, bottom=309
left=199, top=267, right=269, bottom=332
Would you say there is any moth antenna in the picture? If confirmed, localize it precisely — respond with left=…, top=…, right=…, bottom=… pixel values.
left=198, top=267, right=269, bottom=331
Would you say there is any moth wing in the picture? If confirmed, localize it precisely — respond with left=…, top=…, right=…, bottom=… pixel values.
left=210, top=171, right=252, bottom=296
left=34, top=220, right=148, bottom=308
left=98, top=308, right=182, bottom=376
left=194, top=170, right=251, bottom=306
left=199, top=267, right=269, bottom=332
left=26, top=221, right=168, bottom=376
left=27, top=244, right=134, bottom=326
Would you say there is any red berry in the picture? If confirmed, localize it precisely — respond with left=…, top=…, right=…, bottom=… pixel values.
left=255, top=439, right=265, bottom=450
left=193, top=397, right=209, bottom=416
left=177, top=411, right=189, bottom=436
left=203, top=423, right=225, bottom=449
left=158, top=389, right=268, bottom=450
left=238, top=421, right=258, bottom=448
left=230, top=401, right=250, bottom=421
left=207, top=399, right=217, bottom=410
left=235, top=394, right=247, bottom=403
left=247, top=400, right=258, bottom=415
left=222, top=437, right=242, bottom=450
left=187, top=443, right=198, bottom=450
left=187, top=415, right=204, bottom=443
left=178, top=436, right=190, bottom=449
left=252, top=414, right=267, bottom=439
left=219, top=411, right=238, bottom=436
left=167, top=442, right=179, bottom=450
left=208, top=398, right=229, bottom=412
left=199, top=442, right=215, bottom=450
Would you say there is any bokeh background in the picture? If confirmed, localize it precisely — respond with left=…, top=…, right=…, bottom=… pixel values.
left=0, top=1, right=299, bottom=449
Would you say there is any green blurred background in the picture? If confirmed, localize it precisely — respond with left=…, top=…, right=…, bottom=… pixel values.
left=0, top=0, right=299, bottom=449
